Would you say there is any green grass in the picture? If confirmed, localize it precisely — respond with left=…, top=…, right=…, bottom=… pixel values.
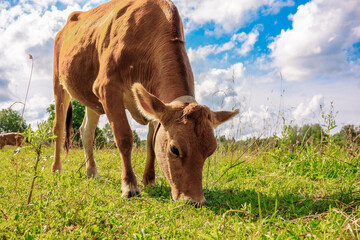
left=0, top=142, right=359, bottom=239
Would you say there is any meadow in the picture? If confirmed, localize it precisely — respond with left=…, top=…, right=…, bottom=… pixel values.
left=0, top=128, right=359, bottom=239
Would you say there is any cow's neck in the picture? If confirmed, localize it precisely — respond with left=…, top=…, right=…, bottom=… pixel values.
left=152, top=44, right=195, bottom=104
left=153, top=74, right=195, bottom=104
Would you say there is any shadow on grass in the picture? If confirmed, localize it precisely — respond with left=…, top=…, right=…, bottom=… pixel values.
left=203, top=188, right=360, bottom=220
left=83, top=170, right=360, bottom=221
left=143, top=184, right=360, bottom=220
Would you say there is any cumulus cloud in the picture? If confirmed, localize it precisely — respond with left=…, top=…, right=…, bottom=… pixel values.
left=232, top=25, right=262, bottom=56
left=195, top=62, right=246, bottom=109
left=187, top=45, right=218, bottom=62
left=192, top=62, right=282, bottom=139
left=187, top=25, right=261, bottom=62
left=24, top=94, right=52, bottom=119
left=193, top=62, right=278, bottom=140
left=0, top=1, right=96, bottom=123
left=0, top=2, right=10, bottom=9
left=173, top=0, right=293, bottom=34
left=269, top=0, right=360, bottom=81
left=292, top=94, right=324, bottom=121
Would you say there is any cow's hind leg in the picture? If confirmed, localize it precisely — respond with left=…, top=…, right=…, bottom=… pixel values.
left=52, top=86, right=71, bottom=173
left=80, top=107, right=100, bottom=178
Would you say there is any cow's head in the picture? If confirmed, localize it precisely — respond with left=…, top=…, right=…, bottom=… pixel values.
left=132, top=83, right=239, bottom=205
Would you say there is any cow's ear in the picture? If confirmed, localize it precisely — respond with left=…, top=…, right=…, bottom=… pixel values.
left=211, top=109, right=239, bottom=128
left=132, top=83, right=166, bottom=122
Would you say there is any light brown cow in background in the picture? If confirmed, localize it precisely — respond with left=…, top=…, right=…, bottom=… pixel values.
left=52, top=0, right=239, bottom=204
left=0, top=133, right=25, bottom=149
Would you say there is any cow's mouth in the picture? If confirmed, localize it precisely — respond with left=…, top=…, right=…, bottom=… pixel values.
left=169, top=191, right=206, bottom=207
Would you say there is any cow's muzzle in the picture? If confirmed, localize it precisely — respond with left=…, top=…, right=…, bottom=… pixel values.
left=170, top=192, right=206, bottom=206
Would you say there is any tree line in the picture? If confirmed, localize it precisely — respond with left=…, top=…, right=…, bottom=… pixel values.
left=217, top=123, right=360, bottom=153
left=1, top=102, right=359, bottom=150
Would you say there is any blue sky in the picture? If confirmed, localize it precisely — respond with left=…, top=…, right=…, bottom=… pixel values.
left=0, top=0, right=359, bottom=139
left=184, top=1, right=302, bottom=52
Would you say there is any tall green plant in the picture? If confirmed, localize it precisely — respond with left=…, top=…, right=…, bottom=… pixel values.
left=321, top=101, right=338, bottom=146
left=23, top=122, right=55, bottom=204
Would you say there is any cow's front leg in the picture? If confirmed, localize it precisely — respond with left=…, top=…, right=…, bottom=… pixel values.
left=143, top=123, right=156, bottom=186
left=112, top=111, right=140, bottom=197
left=98, top=85, right=140, bottom=197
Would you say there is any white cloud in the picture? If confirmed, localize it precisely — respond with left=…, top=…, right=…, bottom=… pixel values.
left=187, top=45, right=218, bottom=62
left=173, top=0, right=293, bottom=34
left=24, top=94, right=51, bottom=119
left=193, top=59, right=359, bottom=139
left=187, top=42, right=237, bottom=62
left=292, top=94, right=324, bottom=121
left=0, top=1, right=94, bottom=124
left=232, top=25, right=262, bottom=56
left=193, top=63, right=277, bottom=140
left=188, top=25, right=261, bottom=62
left=353, top=26, right=360, bottom=39
left=0, top=2, right=10, bottom=9
left=269, top=0, right=360, bottom=81
left=195, top=62, right=246, bottom=109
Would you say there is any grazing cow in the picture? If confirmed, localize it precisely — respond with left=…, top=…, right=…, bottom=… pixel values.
left=0, top=133, right=25, bottom=149
left=52, top=0, right=239, bottom=204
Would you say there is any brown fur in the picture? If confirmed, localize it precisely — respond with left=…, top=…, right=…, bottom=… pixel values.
left=0, top=133, right=25, bottom=149
left=52, top=0, right=239, bottom=203
left=180, top=103, right=213, bottom=136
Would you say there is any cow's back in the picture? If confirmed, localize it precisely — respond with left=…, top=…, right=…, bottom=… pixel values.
left=55, top=0, right=192, bottom=112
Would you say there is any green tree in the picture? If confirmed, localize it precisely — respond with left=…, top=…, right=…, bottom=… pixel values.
left=46, top=104, right=55, bottom=124
left=71, top=100, right=86, bottom=132
left=94, top=127, right=106, bottom=148
left=310, top=124, right=324, bottom=143
left=0, top=108, right=27, bottom=133
left=334, top=124, right=360, bottom=147
left=339, top=125, right=359, bottom=140
left=102, top=123, right=115, bottom=148
left=133, top=130, right=141, bottom=148
left=102, top=123, right=141, bottom=148
left=102, top=123, right=114, bottom=142
left=298, top=124, right=323, bottom=144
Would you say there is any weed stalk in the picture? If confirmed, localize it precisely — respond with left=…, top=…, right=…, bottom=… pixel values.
left=24, top=122, right=55, bottom=205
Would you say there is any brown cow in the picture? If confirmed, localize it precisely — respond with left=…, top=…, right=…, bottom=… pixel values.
left=0, top=133, right=25, bottom=149
left=52, top=0, right=239, bottom=204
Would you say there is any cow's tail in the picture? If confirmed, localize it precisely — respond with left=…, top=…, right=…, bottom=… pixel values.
left=64, top=101, right=73, bottom=158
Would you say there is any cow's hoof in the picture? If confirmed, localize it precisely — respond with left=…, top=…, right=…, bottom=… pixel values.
left=51, top=163, right=61, bottom=173
left=121, top=185, right=140, bottom=198
left=145, top=182, right=155, bottom=187
left=143, top=177, right=155, bottom=187
left=86, top=167, right=98, bottom=178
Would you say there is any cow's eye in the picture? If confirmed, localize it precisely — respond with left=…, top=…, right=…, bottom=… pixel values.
left=169, top=144, right=180, bottom=157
